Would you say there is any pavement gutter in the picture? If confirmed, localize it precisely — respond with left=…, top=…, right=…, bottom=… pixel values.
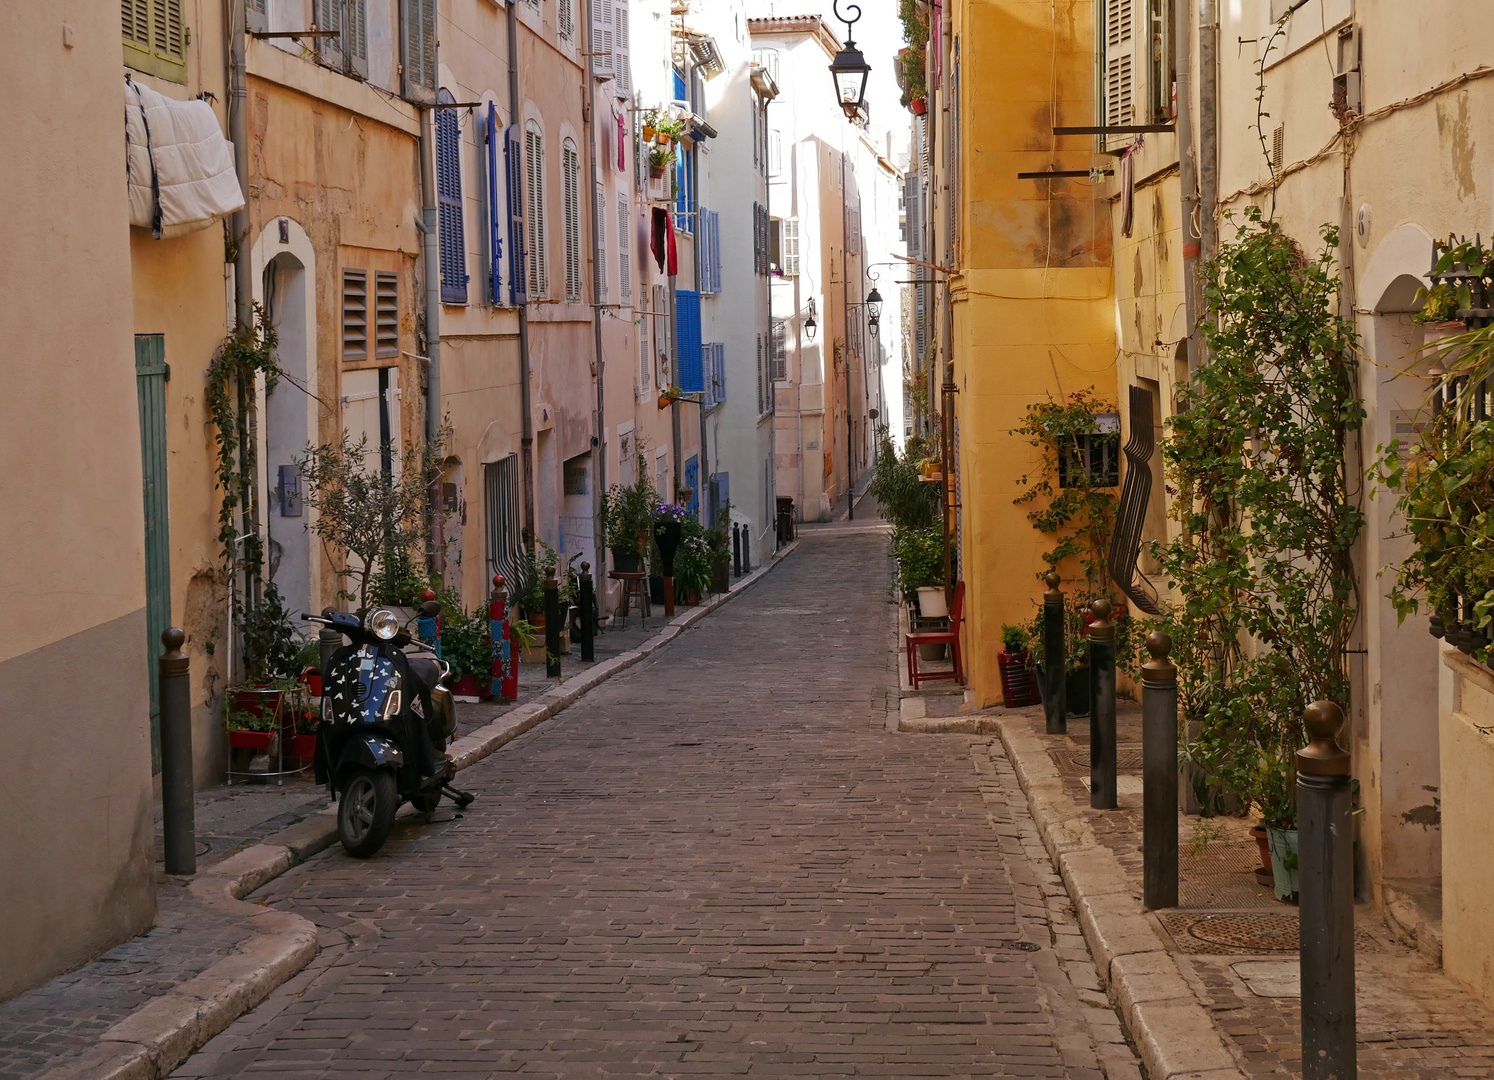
left=39, top=542, right=799, bottom=1080
left=986, top=713, right=1249, bottom=1080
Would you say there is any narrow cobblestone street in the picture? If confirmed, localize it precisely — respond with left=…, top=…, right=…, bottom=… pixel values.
left=172, top=518, right=1137, bottom=1079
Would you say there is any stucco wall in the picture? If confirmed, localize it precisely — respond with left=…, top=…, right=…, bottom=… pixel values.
left=1438, top=644, right=1494, bottom=1011
left=0, top=3, right=157, bottom=998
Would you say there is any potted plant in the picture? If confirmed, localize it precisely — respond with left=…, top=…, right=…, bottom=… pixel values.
left=230, top=582, right=305, bottom=729
left=653, top=501, right=687, bottom=577
left=654, top=114, right=686, bottom=147
left=892, top=523, right=946, bottom=658
left=641, top=108, right=659, bottom=141
left=674, top=526, right=714, bottom=606
left=998, top=624, right=1041, bottom=708
left=440, top=606, right=493, bottom=702
left=648, top=144, right=674, bottom=180
left=601, top=457, right=657, bottom=574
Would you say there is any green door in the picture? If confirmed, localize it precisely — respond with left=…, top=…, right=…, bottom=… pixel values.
left=136, top=335, right=170, bottom=773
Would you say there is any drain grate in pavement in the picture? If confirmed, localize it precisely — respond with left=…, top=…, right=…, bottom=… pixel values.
left=1179, top=838, right=1278, bottom=909
left=1157, top=910, right=1299, bottom=955
left=1050, top=747, right=1144, bottom=775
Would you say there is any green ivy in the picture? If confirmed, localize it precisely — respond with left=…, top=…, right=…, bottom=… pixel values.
left=1157, top=207, right=1364, bottom=828
left=205, top=307, right=280, bottom=581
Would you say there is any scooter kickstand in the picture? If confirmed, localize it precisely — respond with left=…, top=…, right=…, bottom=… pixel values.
left=442, top=785, right=475, bottom=808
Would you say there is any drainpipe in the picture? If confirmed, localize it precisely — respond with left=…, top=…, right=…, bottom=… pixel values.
left=840, top=151, right=852, bottom=518
left=581, top=0, right=608, bottom=575
left=507, top=0, right=537, bottom=551
left=419, top=109, right=441, bottom=444
left=1197, top=0, right=1219, bottom=362
left=1177, top=0, right=1200, bottom=374
left=227, top=0, right=260, bottom=612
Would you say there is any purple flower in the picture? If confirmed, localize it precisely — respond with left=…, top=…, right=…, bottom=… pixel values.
left=653, top=502, right=688, bottom=523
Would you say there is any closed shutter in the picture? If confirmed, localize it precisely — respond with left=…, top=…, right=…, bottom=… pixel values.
left=342, top=269, right=368, bottom=360
left=558, top=0, right=574, bottom=41
left=403, top=0, right=437, bottom=103
left=711, top=343, right=725, bottom=405
left=562, top=140, right=581, bottom=302
left=436, top=91, right=468, bottom=304
left=783, top=218, right=799, bottom=276
left=847, top=207, right=860, bottom=255
left=595, top=181, right=609, bottom=304
left=618, top=194, right=631, bottom=303
left=125, top=0, right=185, bottom=82
left=525, top=124, right=548, bottom=297
left=1105, top=0, right=1135, bottom=130
left=653, top=284, right=669, bottom=386
left=949, top=42, right=960, bottom=254
left=591, top=0, right=615, bottom=79
left=638, top=302, right=651, bottom=391
left=486, top=105, right=504, bottom=304
left=316, top=0, right=343, bottom=69
left=675, top=290, right=703, bottom=393
left=756, top=334, right=763, bottom=414
left=347, top=0, right=368, bottom=79
left=771, top=318, right=787, bottom=382
left=709, top=210, right=722, bottom=293
left=504, top=124, right=527, bottom=305
left=375, top=272, right=399, bottom=357
left=613, top=0, right=633, bottom=99
left=247, top=0, right=267, bottom=33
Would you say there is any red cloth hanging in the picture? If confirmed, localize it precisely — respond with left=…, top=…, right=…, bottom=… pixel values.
left=666, top=214, right=677, bottom=276
left=651, top=207, right=668, bottom=272
left=616, top=109, right=626, bottom=172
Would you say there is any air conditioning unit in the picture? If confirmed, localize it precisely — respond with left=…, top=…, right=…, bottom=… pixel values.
left=1333, top=24, right=1361, bottom=117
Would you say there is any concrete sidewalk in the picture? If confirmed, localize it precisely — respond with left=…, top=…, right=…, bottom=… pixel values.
left=0, top=547, right=796, bottom=1080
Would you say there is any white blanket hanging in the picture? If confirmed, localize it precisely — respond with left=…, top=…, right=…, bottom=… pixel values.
left=125, top=77, right=244, bottom=239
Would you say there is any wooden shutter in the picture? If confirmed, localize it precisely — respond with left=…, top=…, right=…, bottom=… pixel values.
left=638, top=300, right=651, bottom=391
left=486, top=105, right=504, bottom=304
left=525, top=124, right=547, bottom=296
left=403, top=0, right=437, bottom=103
left=771, top=318, right=787, bottom=382
left=592, top=0, right=615, bottom=79
left=1105, top=0, right=1135, bottom=130
left=613, top=0, right=632, bottom=99
left=316, top=0, right=343, bottom=69
left=595, top=181, right=608, bottom=304
left=756, top=334, right=763, bottom=414
left=559, top=0, right=574, bottom=41
left=347, top=0, right=368, bottom=79
left=124, top=0, right=185, bottom=82
left=676, top=290, right=703, bottom=393
left=783, top=218, right=799, bottom=276
left=504, top=125, right=527, bottom=305
left=436, top=92, right=468, bottom=304
left=711, top=343, right=725, bottom=405
left=342, top=269, right=368, bottom=360
left=246, top=0, right=267, bottom=33
left=375, top=272, right=399, bottom=357
left=653, top=284, right=669, bottom=386
left=617, top=193, right=631, bottom=303
left=562, top=141, right=581, bottom=301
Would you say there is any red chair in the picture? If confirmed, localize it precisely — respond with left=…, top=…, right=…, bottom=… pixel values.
left=906, top=581, right=964, bottom=689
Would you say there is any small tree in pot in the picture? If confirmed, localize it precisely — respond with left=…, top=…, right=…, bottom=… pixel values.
left=600, top=454, right=657, bottom=573
left=998, top=623, right=1041, bottom=708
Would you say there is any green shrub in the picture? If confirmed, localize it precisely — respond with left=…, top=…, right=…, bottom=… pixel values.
left=891, top=524, right=944, bottom=601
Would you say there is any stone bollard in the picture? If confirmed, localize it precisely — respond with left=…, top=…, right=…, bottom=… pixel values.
left=1043, top=573, right=1067, bottom=735
left=578, top=562, right=596, bottom=662
left=158, top=628, right=196, bottom=876
left=490, top=575, right=518, bottom=700
left=1142, top=631, right=1178, bottom=910
left=1298, top=700, right=1356, bottom=1080
left=1088, top=598, right=1117, bottom=810
left=544, top=566, right=561, bottom=678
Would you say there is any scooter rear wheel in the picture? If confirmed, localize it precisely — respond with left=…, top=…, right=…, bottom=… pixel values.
left=338, top=767, right=397, bottom=857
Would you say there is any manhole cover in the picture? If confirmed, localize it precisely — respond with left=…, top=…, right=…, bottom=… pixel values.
left=93, top=960, right=147, bottom=976
left=1051, top=747, right=1144, bottom=776
left=1157, top=910, right=1299, bottom=954
left=154, top=840, right=212, bottom=860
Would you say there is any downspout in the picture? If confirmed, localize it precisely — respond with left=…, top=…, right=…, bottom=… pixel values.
left=1176, top=0, right=1200, bottom=374
left=507, top=0, right=537, bottom=551
left=419, top=109, right=441, bottom=443
left=228, top=0, right=260, bottom=613
left=1197, top=0, right=1219, bottom=362
left=840, top=151, right=852, bottom=518
left=581, top=0, right=608, bottom=573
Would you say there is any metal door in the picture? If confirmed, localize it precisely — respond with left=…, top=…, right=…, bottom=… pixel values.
left=135, top=335, right=170, bottom=772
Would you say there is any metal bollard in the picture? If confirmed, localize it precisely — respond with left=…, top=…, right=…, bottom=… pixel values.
left=1088, top=598, right=1117, bottom=810
left=544, top=567, right=561, bottom=678
left=1043, top=573, right=1067, bottom=735
left=158, top=628, right=196, bottom=876
left=1142, top=631, right=1178, bottom=910
left=733, top=524, right=742, bottom=578
left=578, top=562, right=596, bottom=662
left=1298, top=700, right=1356, bottom=1080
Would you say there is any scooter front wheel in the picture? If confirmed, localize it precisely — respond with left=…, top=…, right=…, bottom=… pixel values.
left=338, top=767, right=397, bottom=857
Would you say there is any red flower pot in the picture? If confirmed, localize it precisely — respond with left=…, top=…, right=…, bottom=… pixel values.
left=301, top=669, right=322, bottom=697
left=1250, top=825, right=1275, bottom=888
left=998, top=649, right=1041, bottom=708
left=451, top=674, right=489, bottom=701
left=289, top=734, right=318, bottom=759
left=910, top=98, right=927, bottom=115
left=228, top=729, right=272, bottom=750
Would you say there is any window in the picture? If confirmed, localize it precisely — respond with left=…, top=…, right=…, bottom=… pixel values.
left=562, top=139, right=582, bottom=302
left=123, top=0, right=185, bottom=83
left=770, top=318, right=787, bottom=383
left=403, top=0, right=437, bottom=103
left=613, top=1, right=633, bottom=100
left=315, top=0, right=368, bottom=79
left=1058, top=414, right=1122, bottom=488
left=595, top=181, right=609, bottom=303
left=768, top=131, right=782, bottom=176
left=525, top=122, right=549, bottom=297
left=617, top=194, right=632, bottom=303
left=752, top=48, right=780, bottom=86
left=769, top=217, right=782, bottom=274
left=375, top=272, right=399, bottom=358
left=591, top=0, right=615, bottom=79
left=676, top=290, right=703, bottom=393
left=703, top=343, right=724, bottom=410
left=781, top=218, right=800, bottom=276
left=342, top=270, right=368, bottom=361
left=756, top=334, right=764, bottom=414
left=699, top=208, right=721, bottom=295
left=436, top=91, right=468, bottom=304
left=653, top=284, right=670, bottom=386
left=1099, top=0, right=1173, bottom=139
left=637, top=301, right=651, bottom=393
left=559, top=0, right=574, bottom=41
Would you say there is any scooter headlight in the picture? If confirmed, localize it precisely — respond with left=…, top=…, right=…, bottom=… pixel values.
left=370, top=609, right=400, bottom=640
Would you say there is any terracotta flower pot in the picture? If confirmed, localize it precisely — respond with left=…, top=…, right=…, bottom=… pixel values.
left=450, top=674, right=489, bottom=702
left=998, top=649, right=1041, bottom=708
left=290, top=734, right=318, bottom=759
left=910, top=98, right=928, bottom=115
left=649, top=163, right=667, bottom=180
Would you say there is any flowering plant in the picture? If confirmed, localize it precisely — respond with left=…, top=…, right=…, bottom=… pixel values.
left=653, top=502, right=688, bottom=524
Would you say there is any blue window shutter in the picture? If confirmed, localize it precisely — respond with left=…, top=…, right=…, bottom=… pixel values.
left=486, top=104, right=503, bottom=304
left=504, top=124, right=527, bottom=305
left=676, top=290, right=702, bottom=393
left=435, top=91, right=468, bottom=304
left=714, top=342, right=725, bottom=403
left=673, top=66, right=687, bottom=101
left=684, top=456, right=699, bottom=519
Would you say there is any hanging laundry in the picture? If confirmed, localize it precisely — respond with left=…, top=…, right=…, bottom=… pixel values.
left=651, top=207, right=668, bottom=272
left=666, top=212, right=677, bottom=276
left=616, top=107, right=626, bottom=172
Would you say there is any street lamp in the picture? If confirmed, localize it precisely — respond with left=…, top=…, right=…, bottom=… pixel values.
left=828, top=1, right=871, bottom=121
left=804, top=298, right=818, bottom=342
left=865, top=285, right=882, bottom=335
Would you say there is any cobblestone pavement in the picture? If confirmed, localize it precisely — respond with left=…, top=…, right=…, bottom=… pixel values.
left=171, top=518, right=1140, bottom=1079
left=1006, top=706, right=1494, bottom=1078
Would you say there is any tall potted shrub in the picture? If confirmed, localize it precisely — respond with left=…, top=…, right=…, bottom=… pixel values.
left=600, top=456, right=657, bottom=574
left=1157, top=208, right=1363, bottom=900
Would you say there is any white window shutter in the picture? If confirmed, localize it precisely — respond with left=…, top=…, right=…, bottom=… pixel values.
left=563, top=142, right=581, bottom=301
left=638, top=299, right=651, bottom=392
left=559, top=0, right=574, bottom=42
left=1105, top=0, right=1135, bottom=132
left=617, top=194, right=631, bottom=303
left=783, top=218, right=799, bottom=276
left=526, top=125, right=547, bottom=296
left=592, top=0, right=615, bottom=79
left=246, top=0, right=267, bottom=33
left=402, top=0, right=436, bottom=102
left=594, top=182, right=608, bottom=303
left=613, top=0, right=632, bottom=99
left=347, top=0, right=368, bottom=79
left=316, top=0, right=343, bottom=68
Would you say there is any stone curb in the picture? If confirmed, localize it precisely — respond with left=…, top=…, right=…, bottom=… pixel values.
left=989, top=714, right=1248, bottom=1080
left=38, top=543, right=799, bottom=1080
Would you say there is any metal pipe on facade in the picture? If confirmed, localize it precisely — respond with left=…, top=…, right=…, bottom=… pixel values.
left=582, top=0, right=608, bottom=575
left=1175, top=0, right=1201, bottom=374
left=227, top=0, right=260, bottom=614
left=507, top=0, right=537, bottom=551
left=1197, top=0, right=1220, bottom=332
left=419, top=108, right=441, bottom=444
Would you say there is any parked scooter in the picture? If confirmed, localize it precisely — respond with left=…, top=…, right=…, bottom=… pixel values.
left=303, top=601, right=474, bottom=857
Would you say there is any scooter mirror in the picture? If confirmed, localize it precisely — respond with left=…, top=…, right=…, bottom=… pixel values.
left=419, top=599, right=441, bottom=618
